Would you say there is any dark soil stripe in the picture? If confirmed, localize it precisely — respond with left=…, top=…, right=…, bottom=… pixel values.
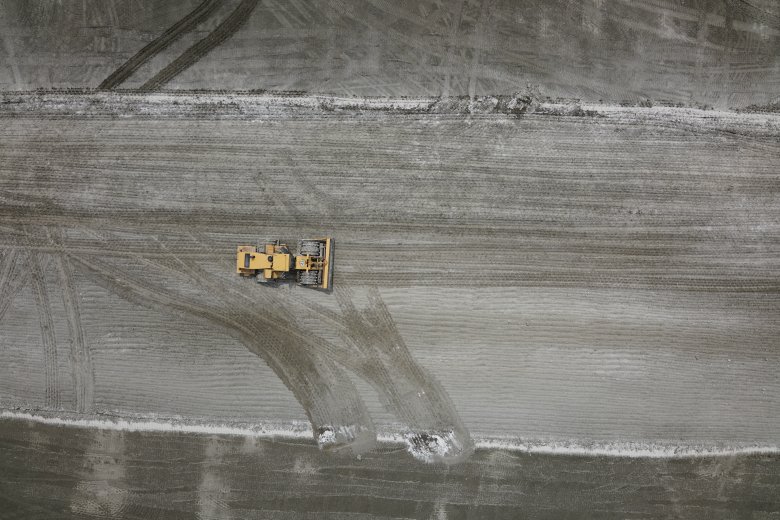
left=98, top=0, right=223, bottom=90
left=138, top=0, right=260, bottom=92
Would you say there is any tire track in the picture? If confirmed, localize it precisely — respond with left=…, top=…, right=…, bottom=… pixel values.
left=54, top=252, right=94, bottom=414
left=63, top=240, right=471, bottom=460
left=732, top=0, right=780, bottom=26
left=151, top=254, right=473, bottom=460
left=332, top=286, right=474, bottom=462
left=98, top=0, right=223, bottom=90
left=0, top=250, right=31, bottom=323
left=146, top=256, right=378, bottom=449
left=139, top=0, right=261, bottom=92
left=67, top=252, right=377, bottom=452
left=29, top=253, right=59, bottom=409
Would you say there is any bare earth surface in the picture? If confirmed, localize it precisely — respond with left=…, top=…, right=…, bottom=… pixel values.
left=1, top=94, right=778, bottom=464
left=1, top=0, right=779, bottom=108
left=1, top=418, right=779, bottom=519
left=1, top=2, right=780, bottom=513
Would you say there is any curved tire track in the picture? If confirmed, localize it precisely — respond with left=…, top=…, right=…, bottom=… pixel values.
left=67, top=252, right=377, bottom=453
left=98, top=0, right=223, bottom=90
left=61, top=238, right=472, bottom=461
left=333, top=287, right=474, bottom=463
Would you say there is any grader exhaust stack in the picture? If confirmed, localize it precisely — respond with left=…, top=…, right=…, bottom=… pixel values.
left=236, top=238, right=333, bottom=290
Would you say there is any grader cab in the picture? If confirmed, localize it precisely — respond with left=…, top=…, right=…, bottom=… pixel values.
left=236, top=238, right=333, bottom=290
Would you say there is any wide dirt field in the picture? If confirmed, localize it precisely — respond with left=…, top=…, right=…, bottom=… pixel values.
left=1, top=0, right=779, bottom=108
left=1, top=94, right=778, bottom=464
left=2, top=1, right=779, bottom=516
left=1, top=418, right=779, bottom=519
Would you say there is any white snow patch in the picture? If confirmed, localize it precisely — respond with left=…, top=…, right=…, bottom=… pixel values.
left=3, top=410, right=779, bottom=459
left=0, top=410, right=314, bottom=440
left=316, top=427, right=337, bottom=446
left=402, top=430, right=473, bottom=464
left=315, top=424, right=376, bottom=453
left=475, top=436, right=780, bottom=458
left=2, top=91, right=779, bottom=134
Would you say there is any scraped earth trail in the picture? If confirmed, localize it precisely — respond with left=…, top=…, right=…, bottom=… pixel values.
left=1, top=221, right=473, bottom=462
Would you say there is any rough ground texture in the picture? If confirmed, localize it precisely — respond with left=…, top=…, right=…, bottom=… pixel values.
left=1, top=0, right=779, bottom=108
left=1, top=1, right=780, bottom=515
left=1, top=419, right=779, bottom=520
left=0, top=93, right=778, bottom=461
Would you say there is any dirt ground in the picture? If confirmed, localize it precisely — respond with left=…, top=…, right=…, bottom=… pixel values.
left=1, top=1, right=779, bottom=514
left=0, top=0, right=779, bottom=108
left=1, top=93, right=778, bottom=463
left=1, top=418, right=778, bottom=519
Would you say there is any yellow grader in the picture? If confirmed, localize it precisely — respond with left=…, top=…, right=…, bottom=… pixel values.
left=236, top=238, right=333, bottom=290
